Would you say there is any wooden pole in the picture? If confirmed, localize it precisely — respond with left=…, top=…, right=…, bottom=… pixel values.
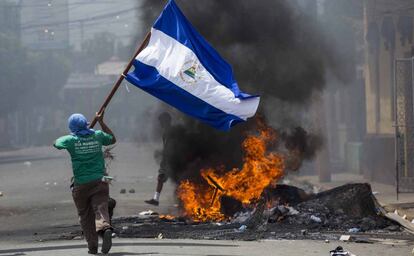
left=89, top=31, right=151, bottom=128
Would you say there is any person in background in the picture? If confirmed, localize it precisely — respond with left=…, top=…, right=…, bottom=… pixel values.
left=145, top=112, right=172, bottom=206
left=54, top=110, right=116, bottom=254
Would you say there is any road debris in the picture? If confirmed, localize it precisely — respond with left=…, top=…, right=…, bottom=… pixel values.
left=310, top=215, right=322, bottom=223
left=139, top=210, right=159, bottom=219
left=348, top=228, right=360, bottom=233
left=339, top=235, right=351, bottom=241
left=330, top=246, right=356, bottom=256
left=238, top=225, right=247, bottom=232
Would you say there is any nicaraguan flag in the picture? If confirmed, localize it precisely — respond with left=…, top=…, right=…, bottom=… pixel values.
left=126, top=0, right=260, bottom=131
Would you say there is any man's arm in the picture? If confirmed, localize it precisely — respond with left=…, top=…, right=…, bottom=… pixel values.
left=53, top=136, right=69, bottom=150
left=96, top=110, right=116, bottom=144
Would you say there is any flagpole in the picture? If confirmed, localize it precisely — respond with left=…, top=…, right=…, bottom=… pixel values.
left=89, top=31, right=151, bottom=128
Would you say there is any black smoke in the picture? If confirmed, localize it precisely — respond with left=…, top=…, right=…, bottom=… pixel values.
left=156, top=113, right=321, bottom=184
left=138, top=0, right=341, bottom=183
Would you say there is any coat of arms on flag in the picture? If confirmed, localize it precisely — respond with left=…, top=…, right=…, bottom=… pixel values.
left=180, top=60, right=202, bottom=84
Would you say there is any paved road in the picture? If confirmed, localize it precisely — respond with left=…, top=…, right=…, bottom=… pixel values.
left=0, top=143, right=178, bottom=241
left=0, top=238, right=412, bottom=256
left=1, top=143, right=413, bottom=255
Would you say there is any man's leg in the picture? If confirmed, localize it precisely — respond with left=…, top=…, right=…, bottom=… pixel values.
left=156, top=174, right=165, bottom=193
left=107, top=197, right=116, bottom=224
left=90, top=182, right=112, bottom=254
left=72, top=184, right=98, bottom=254
left=96, top=197, right=116, bottom=232
left=145, top=173, right=167, bottom=206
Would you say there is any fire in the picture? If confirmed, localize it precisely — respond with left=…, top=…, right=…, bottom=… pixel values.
left=159, top=214, right=176, bottom=221
left=177, top=121, right=285, bottom=222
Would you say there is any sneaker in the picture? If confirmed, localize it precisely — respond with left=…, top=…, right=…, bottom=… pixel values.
left=144, top=199, right=159, bottom=206
left=101, top=229, right=113, bottom=254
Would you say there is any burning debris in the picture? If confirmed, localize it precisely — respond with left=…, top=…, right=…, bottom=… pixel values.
left=126, top=114, right=398, bottom=241
left=100, top=183, right=401, bottom=242
left=177, top=121, right=284, bottom=222
left=53, top=183, right=408, bottom=244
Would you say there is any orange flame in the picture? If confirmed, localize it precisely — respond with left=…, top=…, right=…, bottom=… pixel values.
left=159, top=214, right=176, bottom=221
left=177, top=121, right=284, bottom=222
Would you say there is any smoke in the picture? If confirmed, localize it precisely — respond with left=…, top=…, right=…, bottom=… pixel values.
left=138, top=0, right=343, bottom=183
left=156, top=112, right=322, bottom=184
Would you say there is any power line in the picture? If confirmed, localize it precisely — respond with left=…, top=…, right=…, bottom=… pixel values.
left=16, top=1, right=142, bottom=49
left=21, top=13, right=139, bottom=36
left=19, top=0, right=138, bottom=28
left=19, top=4, right=81, bottom=29
left=21, top=6, right=139, bottom=30
left=20, top=18, right=140, bottom=46
left=20, top=6, right=136, bottom=29
left=19, top=0, right=133, bottom=8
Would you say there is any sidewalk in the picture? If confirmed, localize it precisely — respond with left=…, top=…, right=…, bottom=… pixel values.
left=0, top=238, right=411, bottom=256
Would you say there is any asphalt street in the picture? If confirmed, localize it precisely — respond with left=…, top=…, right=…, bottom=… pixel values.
left=0, top=238, right=411, bottom=256
left=0, top=143, right=178, bottom=241
left=0, top=143, right=413, bottom=255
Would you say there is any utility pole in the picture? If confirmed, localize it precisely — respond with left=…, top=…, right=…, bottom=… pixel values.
left=314, top=93, right=332, bottom=183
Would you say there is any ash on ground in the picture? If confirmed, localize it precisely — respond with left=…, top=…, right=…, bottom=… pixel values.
left=56, top=183, right=412, bottom=243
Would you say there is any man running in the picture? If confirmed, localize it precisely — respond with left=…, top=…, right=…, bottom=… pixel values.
left=54, top=111, right=115, bottom=254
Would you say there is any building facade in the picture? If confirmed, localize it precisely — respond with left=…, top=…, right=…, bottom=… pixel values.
left=363, top=0, right=414, bottom=185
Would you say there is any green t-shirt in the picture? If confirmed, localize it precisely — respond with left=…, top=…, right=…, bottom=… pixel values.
left=54, top=130, right=114, bottom=185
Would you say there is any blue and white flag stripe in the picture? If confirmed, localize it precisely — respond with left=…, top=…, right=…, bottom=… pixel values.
left=126, top=0, right=260, bottom=130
